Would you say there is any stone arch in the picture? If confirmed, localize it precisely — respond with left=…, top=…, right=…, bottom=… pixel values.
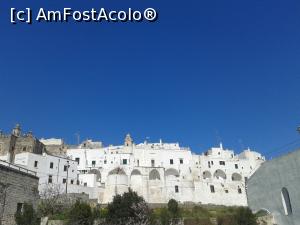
left=281, top=187, right=293, bottom=215
left=131, top=169, right=142, bottom=176
left=214, top=169, right=226, bottom=180
left=203, top=171, right=212, bottom=179
left=149, top=169, right=160, bottom=180
left=89, top=169, right=101, bottom=182
left=231, top=173, right=242, bottom=181
left=165, top=168, right=179, bottom=177
left=108, top=167, right=126, bottom=176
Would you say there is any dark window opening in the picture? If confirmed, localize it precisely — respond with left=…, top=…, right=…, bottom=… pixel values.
left=210, top=185, right=215, bottom=193
left=175, top=185, right=179, bottom=193
left=50, top=162, right=54, bottom=169
left=170, top=159, right=174, bottom=165
left=48, top=175, right=53, bottom=184
left=179, top=159, right=183, bottom=164
left=34, top=161, right=38, bottom=168
left=75, top=158, right=80, bottom=164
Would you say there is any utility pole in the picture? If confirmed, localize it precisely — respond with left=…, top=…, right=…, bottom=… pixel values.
left=65, top=161, right=70, bottom=194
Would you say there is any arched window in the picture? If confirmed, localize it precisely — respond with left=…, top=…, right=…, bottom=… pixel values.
left=281, top=187, right=293, bottom=215
left=203, top=171, right=212, bottom=179
left=149, top=169, right=160, bottom=180
left=214, top=169, right=226, bottom=180
left=131, top=169, right=142, bottom=176
left=231, top=173, right=242, bottom=181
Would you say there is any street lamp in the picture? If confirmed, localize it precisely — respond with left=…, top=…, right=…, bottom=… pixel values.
left=65, top=161, right=70, bottom=194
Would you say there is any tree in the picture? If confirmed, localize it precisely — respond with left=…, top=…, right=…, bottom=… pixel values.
left=15, top=203, right=39, bottom=225
left=106, top=189, right=151, bottom=225
left=66, top=200, right=93, bottom=225
left=38, top=184, right=66, bottom=216
left=234, top=207, right=257, bottom=225
left=167, top=199, right=179, bottom=218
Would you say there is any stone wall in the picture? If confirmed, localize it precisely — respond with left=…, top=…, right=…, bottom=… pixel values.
left=247, top=149, right=300, bottom=225
left=0, top=162, right=39, bottom=225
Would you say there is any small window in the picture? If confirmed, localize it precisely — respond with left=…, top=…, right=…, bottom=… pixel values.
left=281, top=187, right=293, bottom=215
left=179, top=159, right=183, bottom=164
left=137, top=159, right=140, bottom=167
left=219, top=161, right=225, bottom=166
left=48, top=175, right=53, bottom=184
left=235, top=164, right=238, bottom=169
left=34, top=161, right=38, bottom=168
left=208, top=161, right=211, bottom=168
left=225, top=190, right=229, bottom=193
left=104, top=160, right=107, bottom=164
left=211, top=161, right=214, bottom=165
left=84, top=182, right=87, bottom=187
left=123, top=159, right=127, bottom=165
left=175, top=185, right=179, bottom=193
left=170, top=159, right=174, bottom=165
left=22, top=147, right=26, bottom=151
left=75, top=158, right=80, bottom=164
left=151, top=159, right=155, bottom=167
left=210, top=185, right=215, bottom=193
left=92, top=161, right=96, bottom=167
left=50, top=162, right=54, bottom=169
left=63, top=178, right=67, bottom=184
left=64, top=165, right=68, bottom=171
left=71, top=180, right=74, bottom=184
left=238, top=187, right=242, bottom=194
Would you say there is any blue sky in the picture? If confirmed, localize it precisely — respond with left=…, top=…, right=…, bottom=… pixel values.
left=0, top=0, right=300, bottom=158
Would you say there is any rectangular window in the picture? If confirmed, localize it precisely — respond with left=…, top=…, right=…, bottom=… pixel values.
left=104, top=160, right=107, bottom=164
left=219, top=161, right=225, bottom=166
left=170, top=159, right=174, bottom=165
left=137, top=159, right=140, bottom=167
left=84, top=183, right=87, bottom=187
left=48, top=175, right=53, bottom=184
left=50, top=162, right=54, bottom=169
left=75, top=158, right=80, bottom=164
left=71, top=180, right=74, bottom=184
left=92, top=161, right=96, bottom=167
left=210, top=185, right=215, bottom=193
left=208, top=161, right=211, bottom=168
left=122, top=159, right=127, bottom=165
left=34, top=161, right=38, bottom=168
left=235, top=164, right=238, bottom=169
left=63, top=178, right=67, bottom=184
left=225, top=190, right=229, bottom=193
left=64, top=165, right=68, bottom=171
left=151, top=159, right=155, bottom=167
left=175, top=185, right=179, bottom=193
left=238, top=187, right=242, bottom=194
left=179, top=159, right=183, bottom=164
left=211, top=161, right=214, bottom=165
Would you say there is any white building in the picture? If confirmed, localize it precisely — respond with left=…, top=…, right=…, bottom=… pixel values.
left=11, top=152, right=78, bottom=192
left=67, top=135, right=265, bottom=206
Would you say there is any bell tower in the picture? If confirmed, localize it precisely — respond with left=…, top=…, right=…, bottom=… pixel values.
left=12, top=124, right=21, bottom=137
left=124, top=134, right=133, bottom=147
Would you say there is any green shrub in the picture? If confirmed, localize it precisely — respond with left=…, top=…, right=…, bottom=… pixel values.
left=65, top=201, right=93, bottom=225
left=234, top=207, right=257, bottom=225
left=167, top=199, right=179, bottom=218
left=15, top=203, right=39, bottom=225
left=106, top=189, right=151, bottom=224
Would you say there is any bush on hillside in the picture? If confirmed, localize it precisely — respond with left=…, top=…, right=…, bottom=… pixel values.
left=65, top=200, right=93, bottom=225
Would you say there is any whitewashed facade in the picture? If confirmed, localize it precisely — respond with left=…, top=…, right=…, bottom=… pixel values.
left=67, top=135, right=265, bottom=206
left=0, top=152, right=79, bottom=194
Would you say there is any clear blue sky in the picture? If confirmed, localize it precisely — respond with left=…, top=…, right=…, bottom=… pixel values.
left=0, top=0, right=300, bottom=158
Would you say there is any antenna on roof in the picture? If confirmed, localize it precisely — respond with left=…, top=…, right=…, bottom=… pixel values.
left=75, top=132, right=80, bottom=145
